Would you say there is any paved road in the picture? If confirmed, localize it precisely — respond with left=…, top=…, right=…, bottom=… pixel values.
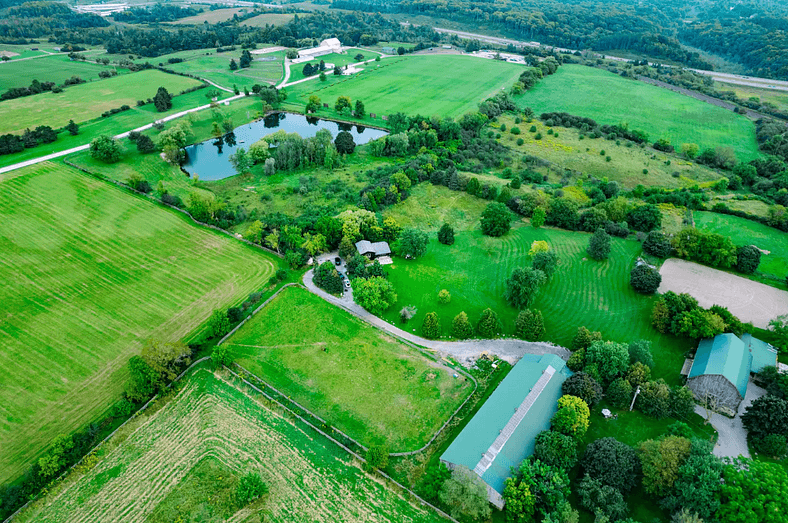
left=694, top=380, right=765, bottom=459
left=302, top=264, right=570, bottom=366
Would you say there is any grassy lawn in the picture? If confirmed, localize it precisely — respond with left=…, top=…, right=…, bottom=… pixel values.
left=515, top=65, right=761, bottom=162
left=16, top=368, right=445, bottom=523
left=382, top=226, right=693, bottom=385
left=287, top=55, right=526, bottom=119
left=0, top=162, right=278, bottom=483
left=0, top=87, right=236, bottom=170
left=0, top=69, right=202, bottom=134
left=495, top=115, right=725, bottom=190
left=286, top=49, right=379, bottom=83
left=693, top=211, right=788, bottom=283
left=226, top=286, right=474, bottom=450
left=158, top=49, right=286, bottom=89
left=0, top=53, right=120, bottom=91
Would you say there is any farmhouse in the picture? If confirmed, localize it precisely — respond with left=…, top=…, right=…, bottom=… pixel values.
left=687, top=333, right=778, bottom=412
left=355, top=240, right=391, bottom=259
left=441, top=354, right=572, bottom=508
left=294, top=38, right=342, bottom=63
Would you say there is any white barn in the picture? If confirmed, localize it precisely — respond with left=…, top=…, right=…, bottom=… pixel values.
left=293, top=38, right=342, bottom=63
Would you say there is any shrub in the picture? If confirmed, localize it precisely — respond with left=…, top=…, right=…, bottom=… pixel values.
left=752, top=434, right=787, bottom=458
left=630, top=264, right=662, bottom=294
left=530, top=125, right=537, bottom=132
left=562, top=372, right=602, bottom=406
left=532, top=251, right=558, bottom=278
left=585, top=340, right=629, bottom=385
left=365, top=445, right=389, bottom=471
left=582, top=437, right=640, bottom=493
left=607, top=378, right=633, bottom=408
left=480, top=202, right=513, bottom=237
left=235, top=473, right=268, bottom=506
left=534, top=430, right=578, bottom=470
left=627, top=362, right=651, bottom=387
left=587, top=228, right=611, bottom=260
left=567, top=349, right=585, bottom=372
left=422, top=312, right=441, bottom=339
left=89, top=135, right=122, bottom=163
left=628, top=339, right=654, bottom=368
left=643, top=230, right=672, bottom=258
left=516, top=138, right=524, bottom=146
left=452, top=312, right=473, bottom=339
left=638, top=379, right=672, bottom=418
left=736, top=244, right=762, bottom=274
left=511, top=127, right=521, bottom=135
left=438, top=222, right=455, bottom=245
left=535, top=132, right=543, bottom=140
left=515, top=309, right=545, bottom=340
left=477, top=308, right=502, bottom=338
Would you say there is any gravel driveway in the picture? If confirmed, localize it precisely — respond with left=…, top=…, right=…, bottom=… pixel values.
left=694, top=380, right=766, bottom=459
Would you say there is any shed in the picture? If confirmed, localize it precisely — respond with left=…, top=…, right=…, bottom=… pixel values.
left=440, top=354, right=572, bottom=508
left=381, top=46, right=395, bottom=54
left=687, top=333, right=751, bottom=412
left=354, top=240, right=391, bottom=259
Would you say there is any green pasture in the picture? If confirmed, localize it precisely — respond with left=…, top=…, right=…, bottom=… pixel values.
left=287, top=55, right=526, bottom=119
left=159, top=49, right=286, bottom=89
left=382, top=226, right=692, bottom=385
left=0, top=69, right=201, bottom=134
left=694, top=211, right=788, bottom=283
left=286, top=49, right=379, bottom=83
left=515, top=65, right=760, bottom=162
left=241, top=12, right=297, bottom=27
left=0, top=87, right=236, bottom=170
left=0, top=53, right=120, bottom=91
left=16, top=369, right=443, bottom=523
left=0, top=162, right=277, bottom=483
left=226, top=286, right=473, bottom=450
left=495, top=115, right=724, bottom=190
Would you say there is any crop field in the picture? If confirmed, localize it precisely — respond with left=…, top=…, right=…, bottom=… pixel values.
left=381, top=226, right=692, bottom=385
left=169, top=7, right=245, bottom=24
left=287, top=55, right=526, bottom=118
left=495, top=115, right=724, bottom=190
left=515, top=65, right=761, bottom=162
left=0, top=53, right=120, bottom=91
left=16, top=369, right=445, bottom=523
left=225, top=286, right=473, bottom=450
left=157, top=49, right=285, bottom=89
left=0, top=69, right=202, bottom=134
left=694, top=211, right=788, bottom=283
left=0, top=162, right=277, bottom=483
left=242, top=12, right=297, bottom=27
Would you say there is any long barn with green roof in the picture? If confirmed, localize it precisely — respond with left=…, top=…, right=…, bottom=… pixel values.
left=440, top=353, right=572, bottom=508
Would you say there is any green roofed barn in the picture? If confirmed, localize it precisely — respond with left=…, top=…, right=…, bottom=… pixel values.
left=440, top=354, right=572, bottom=508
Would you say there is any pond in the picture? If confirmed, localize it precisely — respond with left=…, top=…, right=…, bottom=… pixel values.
left=181, top=112, right=388, bottom=181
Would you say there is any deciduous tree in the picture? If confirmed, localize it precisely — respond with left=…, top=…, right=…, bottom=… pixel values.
left=505, top=267, right=546, bottom=309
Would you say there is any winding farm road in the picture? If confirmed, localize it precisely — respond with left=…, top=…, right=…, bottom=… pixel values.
left=302, top=268, right=571, bottom=366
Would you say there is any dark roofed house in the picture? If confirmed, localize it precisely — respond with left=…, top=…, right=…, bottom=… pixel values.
left=440, top=354, right=572, bottom=508
left=355, top=240, right=391, bottom=259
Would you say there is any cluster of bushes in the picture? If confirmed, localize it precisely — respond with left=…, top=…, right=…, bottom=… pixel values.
left=0, top=125, right=59, bottom=155
left=643, top=227, right=763, bottom=274
left=540, top=111, right=649, bottom=143
left=1, top=78, right=56, bottom=101
left=301, top=59, right=326, bottom=77
left=100, top=104, right=131, bottom=118
left=652, top=291, right=748, bottom=340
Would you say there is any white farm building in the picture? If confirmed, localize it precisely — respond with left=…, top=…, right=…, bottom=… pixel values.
left=293, top=38, right=342, bottom=63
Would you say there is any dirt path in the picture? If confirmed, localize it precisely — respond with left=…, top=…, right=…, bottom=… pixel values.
left=302, top=268, right=571, bottom=366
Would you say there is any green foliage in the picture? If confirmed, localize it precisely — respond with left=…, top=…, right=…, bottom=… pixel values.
left=571, top=326, right=602, bottom=351
left=476, top=308, right=502, bottom=338
left=672, top=227, right=738, bottom=269
left=578, top=474, right=628, bottom=522
left=719, top=458, right=788, bottom=523
left=627, top=204, right=662, bottom=232
left=421, top=311, right=441, bottom=339
left=515, top=309, right=545, bottom=341
left=566, top=349, right=585, bottom=372
left=364, top=445, right=389, bottom=471
left=338, top=235, right=356, bottom=260
left=628, top=339, right=655, bottom=368
left=503, top=476, right=535, bottom=522
left=532, top=251, right=558, bottom=278
left=397, top=228, right=429, bottom=258
left=439, top=466, right=492, bottom=521
left=89, top=135, right=122, bottom=163
left=452, top=311, right=473, bottom=339
left=126, top=355, right=160, bottom=401
left=581, top=437, right=640, bottom=493
left=438, top=289, right=451, bottom=304
left=234, top=473, right=267, bottom=506
left=587, top=228, right=611, bottom=260
left=639, top=436, right=692, bottom=497
left=606, top=378, right=633, bottom=408
left=208, top=310, right=231, bottom=339
left=542, top=502, right=579, bottom=523
left=742, top=395, right=788, bottom=440
left=661, top=439, right=722, bottom=521
left=551, top=395, right=590, bottom=439
left=531, top=207, right=546, bottom=228
left=37, top=434, right=74, bottom=479
left=153, top=86, right=173, bottom=112
left=561, top=372, right=602, bottom=407
left=533, top=430, right=578, bottom=471
left=415, top=463, right=451, bottom=503
left=211, top=344, right=232, bottom=369
left=480, top=202, right=513, bottom=237
left=752, top=433, right=787, bottom=458
left=638, top=379, right=672, bottom=419
left=351, top=276, right=397, bottom=315
left=314, top=260, right=344, bottom=294
left=508, top=459, right=571, bottom=517
left=670, top=385, right=697, bottom=420
left=585, top=341, right=629, bottom=385
left=505, top=267, right=546, bottom=309
left=630, top=264, right=662, bottom=294
left=736, top=244, right=762, bottom=274
left=438, top=222, right=455, bottom=245
left=335, top=131, right=356, bottom=154
left=643, top=231, right=673, bottom=258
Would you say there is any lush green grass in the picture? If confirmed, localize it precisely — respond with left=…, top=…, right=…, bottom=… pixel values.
left=17, top=368, right=444, bottom=523
left=0, top=53, right=120, bottom=91
left=495, top=115, right=725, bottom=190
left=383, top=183, right=489, bottom=232
left=694, top=211, right=788, bottom=283
left=382, top=226, right=693, bottom=385
left=160, top=49, right=286, bottom=89
left=241, top=12, right=297, bottom=26
left=226, top=286, right=473, bottom=450
left=0, top=162, right=277, bottom=483
left=287, top=55, right=526, bottom=119
left=286, top=49, right=379, bottom=83
left=515, top=65, right=761, bottom=162
left=0, top=69, right=202, bottom=134
left=0, top=87, right=235, bottom=170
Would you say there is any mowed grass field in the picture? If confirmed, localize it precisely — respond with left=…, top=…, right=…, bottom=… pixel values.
left=381, top=226, right=692, bottom=386
left=0, top=53, right=119, bottom=91
left=226, top=286, right=473, bottom=450
left=0, top=162, right=277, bottom=483
left=693, top=211, right=788, bottom=282
left=515, top=65, right=761, bottom=162
left=156, top=48, right=285, bottom=88
left=288, top=55, right=526, bottom=118
left=0, top=69, right=201, bottom=134
left=17, top=369, right=445, bottom=523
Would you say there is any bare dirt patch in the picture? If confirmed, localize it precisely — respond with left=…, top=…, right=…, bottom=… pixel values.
left=658, top=258, right=788, bottom=329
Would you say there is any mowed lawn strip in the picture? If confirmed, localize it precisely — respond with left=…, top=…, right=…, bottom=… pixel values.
left=515, top=64, right=760, bottom=162
left=227, top=286, right=473, bottom=450
left=382, top=227, right=693, bottom=385
left=0, top=69, right=202, bottom=134
left=16, top=369, right=445, bottom=523
left=0, top=53, right=120, bottom=91
left=287, top=54, right=526, bottom=118
left=0, top=162, right=277, bottom=483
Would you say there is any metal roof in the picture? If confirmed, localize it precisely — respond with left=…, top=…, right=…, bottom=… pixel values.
left=741, top=333, right=779, bottom=374
left=354, top=240, right=391, bottom=256
left=441, top=354, right=572, bottom=495
left=689, top=333, right=751, bottom=399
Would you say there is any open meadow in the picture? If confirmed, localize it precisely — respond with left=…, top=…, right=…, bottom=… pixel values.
left=168, top=7, right=245, bottom=24
left=0, top=162, right=277, bottom=483
left=0, top=69, right=202, bottom=134
left=515, top=65, right=761, bottom=162
left=158, top=48, right=286, bottom=89
left=242, top=12, right=297, bottom=27
left=225, top=286, right=474, bottom=450
left=0, top=53, right=120, bottom=91
left=287, top=55, right=526, bottom=118
left=16, top=368, right=445, bottom=523
left=380, top=225, right=692, bottom=386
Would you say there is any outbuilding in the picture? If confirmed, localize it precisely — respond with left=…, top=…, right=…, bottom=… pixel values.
left=354, top=240, right=391, bottom=259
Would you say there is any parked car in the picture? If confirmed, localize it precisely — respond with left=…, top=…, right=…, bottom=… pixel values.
left=337, top=272, right=345, bottom=279
left=344, top=280, right=351, bottom=289
left=334, top=257, right=341, bottom=265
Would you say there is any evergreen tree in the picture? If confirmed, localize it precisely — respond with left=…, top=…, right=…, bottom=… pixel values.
left=587, top=228, right=611, bottom=260
left=65, top=119, right=79, bottom=136
left=153, top=86, right=172, bottom=112
left=477, top=308, right=502, bottom=338
left=452, top=312, right=473, bottom=339
left=422, top=312, right=441, bottom=339
left=438, top=223, right=455, bottom=245
left=515, top=309, right=545, bottom=340
left=229, top=58, right=238, bottom=70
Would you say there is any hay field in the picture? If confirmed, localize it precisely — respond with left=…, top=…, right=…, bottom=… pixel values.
left=16, top=369, right=445, bottom=523
left=156, top=49, right=285, bottom=88
left=0, top=69, right=201, bottom=134
left=227, top=286, right=473, bottom=450
left=169, top=7, right=245, bottom=24
left=241, top=12, right=297, bottom=27
left=0, top=162, right=277, bottom=483
left=0, top=53, right=119, bottom=91
left=515, top=65, right=761, bottom=162
left=287, top=55, right=526, bottom=118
